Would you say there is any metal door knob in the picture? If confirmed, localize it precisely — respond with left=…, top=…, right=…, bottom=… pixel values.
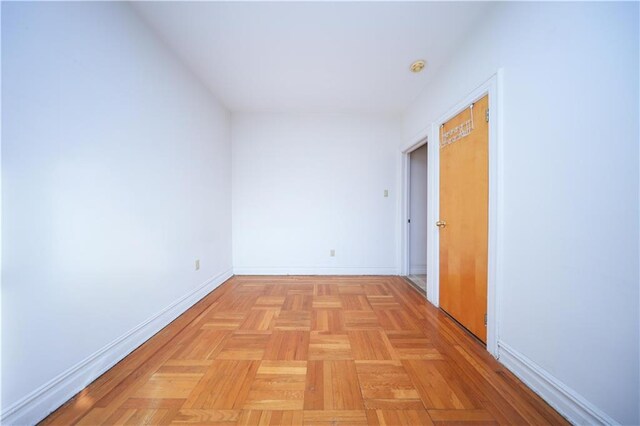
left=436, top=221, right=447, bottom=228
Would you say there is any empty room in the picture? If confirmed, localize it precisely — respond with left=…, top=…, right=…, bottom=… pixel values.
left=2, top=1, right=639, bottom=425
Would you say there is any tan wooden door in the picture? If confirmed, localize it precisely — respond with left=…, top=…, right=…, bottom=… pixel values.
left=438, top=94, right=489, bottom=342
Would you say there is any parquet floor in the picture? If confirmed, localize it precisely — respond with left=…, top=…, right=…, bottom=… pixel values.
left=42, top=276, right=568, bottom=425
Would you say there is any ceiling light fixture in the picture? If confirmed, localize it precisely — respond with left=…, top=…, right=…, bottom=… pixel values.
left=410, top=60, right=426, bottom=73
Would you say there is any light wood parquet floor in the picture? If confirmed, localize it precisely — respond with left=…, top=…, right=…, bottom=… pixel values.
left=42, top=276, right=568, bottom=425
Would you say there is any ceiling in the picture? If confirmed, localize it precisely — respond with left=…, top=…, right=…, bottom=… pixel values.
left=133, top=2, right=493, bottom=113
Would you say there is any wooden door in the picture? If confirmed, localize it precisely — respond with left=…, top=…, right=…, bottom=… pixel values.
left=438, top=95, right=489, bottom=342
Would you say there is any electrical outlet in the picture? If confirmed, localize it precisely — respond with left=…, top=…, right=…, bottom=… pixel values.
left=330, top=249, right=335, bottom=257
left=195, top=259, right=200, bottom=271
left=384, top=189, right=389, bottom=197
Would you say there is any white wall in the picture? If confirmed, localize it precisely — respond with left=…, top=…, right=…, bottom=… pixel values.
left=409, top=144, right=427, bottom=279
left=232, top=113, right=401, bottom=275
left=403, top=2, right=639, bottom=424
left=2, top=1, right=232, bottom=420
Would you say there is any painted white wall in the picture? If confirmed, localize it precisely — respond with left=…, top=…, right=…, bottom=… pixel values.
left=2, top=1, right=232, bottom=414
left=232, top=113, right=401, bottom=274
left=0, top=2, right=4, bottom=413
left=403, top=2, right=639, bottom=424
left=409, top=144, right=428, bottom=279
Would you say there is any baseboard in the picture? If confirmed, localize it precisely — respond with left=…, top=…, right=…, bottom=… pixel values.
left=498, top=340, right=618, bottom=425
left=0, top=268, right=234, bottom=426
left=232, top=266, right=399, bottom=276
left=409, top=265, right=427, bottom=275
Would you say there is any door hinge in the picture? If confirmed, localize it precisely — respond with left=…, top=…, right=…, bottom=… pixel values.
left=407, top=218, right=411, bottom=224
left=485, top=108, right=490, bottom=122
left=484, top=313, right=487, bottom=326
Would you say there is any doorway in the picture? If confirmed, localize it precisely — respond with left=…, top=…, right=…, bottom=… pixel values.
left=407, top=143, right=428, bottom=293
left=403, top=72, right=502, bottom=356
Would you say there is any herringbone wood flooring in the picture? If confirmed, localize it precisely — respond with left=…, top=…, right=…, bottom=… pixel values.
left=41, top=276, right=568, bottom=425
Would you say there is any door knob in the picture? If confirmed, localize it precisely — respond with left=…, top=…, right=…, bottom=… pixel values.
left=436, top=221, right=447, bottom=228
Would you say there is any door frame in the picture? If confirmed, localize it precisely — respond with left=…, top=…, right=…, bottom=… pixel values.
left=400, top=70, right=503, bottom=357
left=401, top=138, right=428, bottom=283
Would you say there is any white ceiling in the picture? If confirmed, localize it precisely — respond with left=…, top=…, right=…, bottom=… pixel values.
left=133, top=2, right=492, bottom=113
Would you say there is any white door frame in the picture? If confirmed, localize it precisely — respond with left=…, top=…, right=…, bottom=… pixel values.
left=401, top=138, right=428, bottom=281
left=400, top=70, right=503, bottom=357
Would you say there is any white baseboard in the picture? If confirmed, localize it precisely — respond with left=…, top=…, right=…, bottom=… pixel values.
left=0, top=268, right=233, bottom=426
left=498, top=340, right=618, bottom=425
left=409, top=265, right=427, bottom=275
left=233, top=266, right=399, bottom=276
